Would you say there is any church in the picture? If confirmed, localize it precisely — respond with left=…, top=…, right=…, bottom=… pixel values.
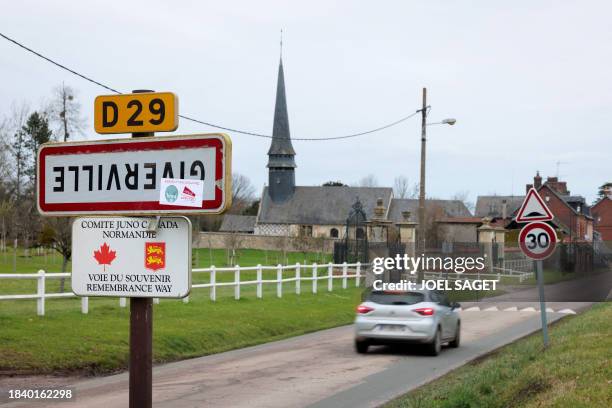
left=225, top=56, right=473, bottom=241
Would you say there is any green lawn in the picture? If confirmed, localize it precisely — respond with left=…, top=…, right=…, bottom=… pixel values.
left=386, top=302, right=612, bottom=408
left=0, top=283, right=362, bottom=375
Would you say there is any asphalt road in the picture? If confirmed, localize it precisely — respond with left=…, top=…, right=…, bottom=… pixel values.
left=1, top=300, right=591, bottom=408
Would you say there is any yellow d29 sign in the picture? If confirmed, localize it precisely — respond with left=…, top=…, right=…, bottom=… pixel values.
left=94, top=92, right=178, bottom=134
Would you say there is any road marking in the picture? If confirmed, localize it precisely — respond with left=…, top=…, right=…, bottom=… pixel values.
left=483, top=306, right=499, bottom=311
left=503, top=306, right=518, bottom=311
left=464, top=306, right=480, bottom=312
left=557, top=309, right=577, bottom=314
left=520, top=307, right=537, bottom=312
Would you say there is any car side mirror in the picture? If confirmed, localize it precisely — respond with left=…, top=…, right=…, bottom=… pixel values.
left=451, top=302, right=461, bottom=310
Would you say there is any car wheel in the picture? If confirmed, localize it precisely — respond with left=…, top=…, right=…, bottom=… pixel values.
left=355, top=340, right=369, bottom=354
left=427, top=327, right=442, bottom=356
left=449, top=321, right=460, bottom=348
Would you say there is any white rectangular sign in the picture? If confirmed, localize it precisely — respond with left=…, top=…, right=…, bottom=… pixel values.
left=71, top=217, right=191, bottom=298
left=37, top=133, right=232, bottom=215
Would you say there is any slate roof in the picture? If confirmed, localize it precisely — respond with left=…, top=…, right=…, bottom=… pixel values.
left=257, top=186, right=393, bottom=225
left=388, top=199, right=472, bottom=223
left=219, top=215, right=257, bottom=233
left=475, top=196, right=525, bottom=218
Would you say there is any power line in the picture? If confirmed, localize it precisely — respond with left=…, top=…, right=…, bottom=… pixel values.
left=0, top=31, right=419, bottom=141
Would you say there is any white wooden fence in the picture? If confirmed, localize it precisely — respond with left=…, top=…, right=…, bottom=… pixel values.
left=0, top=262, right=364, bottom=316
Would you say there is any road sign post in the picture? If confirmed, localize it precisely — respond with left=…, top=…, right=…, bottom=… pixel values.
left=516, top=188, right=556, bottom=348
left=131, top=89, right=154, bottom=408
left=535, top=260, right=549, bottom=347
left=39, top=88, right=231, bottom=407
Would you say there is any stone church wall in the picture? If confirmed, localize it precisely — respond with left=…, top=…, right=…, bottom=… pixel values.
left=197, top=232, right=336, bottom=253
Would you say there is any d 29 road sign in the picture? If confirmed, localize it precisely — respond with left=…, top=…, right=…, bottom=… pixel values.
left=72, top=217, right=191, bottom=298
left=37, top=133, right=232, bottom=216
left=519, top=221, right=558, bottom=260
left=94, top=92, right=178, bottom=134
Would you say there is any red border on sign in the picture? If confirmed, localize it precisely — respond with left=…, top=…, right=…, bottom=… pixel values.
left=518, top=221, right=557, bottom=260
left=37, top=135, right=228, bottom=215
left=515, top=188, right=554, bottom=222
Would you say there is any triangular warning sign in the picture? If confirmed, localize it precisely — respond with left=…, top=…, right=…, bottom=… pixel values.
left=516, top=188, right=554, bottom=222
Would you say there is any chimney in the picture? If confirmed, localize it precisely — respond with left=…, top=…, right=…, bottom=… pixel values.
left=534, top=171, right=542, bottom=189
left=502, top=199, right=507, bottom=219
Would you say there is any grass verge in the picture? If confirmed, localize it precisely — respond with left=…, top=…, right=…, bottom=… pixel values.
left=386, top=302, right=612, bottom=408
left=0, top=284, right=361, bottom=376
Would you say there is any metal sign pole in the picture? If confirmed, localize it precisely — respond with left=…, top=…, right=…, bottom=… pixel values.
left=535, top=260, right=549, bottom=347
left=129, top=89, right=154, bottom=408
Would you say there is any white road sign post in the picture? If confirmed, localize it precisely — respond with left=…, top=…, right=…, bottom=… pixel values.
left=71, top=217, right=192, bottom=298
left=517, top=189, right=557, bottom=348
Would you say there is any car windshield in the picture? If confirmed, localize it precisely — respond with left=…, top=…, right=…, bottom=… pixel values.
left=366, top=291, right=425, bottom=305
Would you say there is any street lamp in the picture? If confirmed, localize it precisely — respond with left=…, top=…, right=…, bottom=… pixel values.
left=416, top=88, right=456, bottom=283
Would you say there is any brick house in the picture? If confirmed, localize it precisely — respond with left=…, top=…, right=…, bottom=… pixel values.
left=592, top=194, right=612, bottom=245
left=525, top=173, right=594, bottom=242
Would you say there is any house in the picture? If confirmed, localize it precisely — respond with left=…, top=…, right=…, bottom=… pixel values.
left=532, top=176, right=594, bottom=242
left=475, top=195, right=524, bottom=220
left=476, top=173, right=594, bottom=242
left=592, top=193, right=612, bottom=245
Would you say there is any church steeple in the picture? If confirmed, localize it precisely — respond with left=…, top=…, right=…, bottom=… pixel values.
left=267, top=56, right=296, bottom=202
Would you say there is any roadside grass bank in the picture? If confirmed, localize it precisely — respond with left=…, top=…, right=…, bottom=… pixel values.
left=0, top=284, right=361, bottom=376
left=386, top=302, right=612, bottom=408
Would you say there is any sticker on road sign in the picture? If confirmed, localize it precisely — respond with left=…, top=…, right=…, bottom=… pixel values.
left=94, top=92, right=178, bottom=134
left=159, top=178, right=204, bottom=208
left=72, top=217, right=191, bottom=298
left=515, top=188, right=554, bottom=222
left=37, top=133, right=232, bottom=216
left=518, top=221, right=557, bottom=260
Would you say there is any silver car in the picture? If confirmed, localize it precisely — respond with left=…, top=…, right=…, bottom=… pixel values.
left=354, top=289, right=461, bottom=356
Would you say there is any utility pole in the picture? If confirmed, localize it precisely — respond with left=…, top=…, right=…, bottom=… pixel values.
left=417, top=87, right=428, bottom=282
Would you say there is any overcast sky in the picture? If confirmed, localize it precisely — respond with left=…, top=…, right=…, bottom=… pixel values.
left=1, top=0, right=610, bottom=204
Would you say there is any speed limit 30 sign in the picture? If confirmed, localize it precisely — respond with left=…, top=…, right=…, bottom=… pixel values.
left=519, top=221, right=557, bottom=260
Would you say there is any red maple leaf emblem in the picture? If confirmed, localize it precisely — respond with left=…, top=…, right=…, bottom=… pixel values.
left=93, top=242, right=117, bottom=272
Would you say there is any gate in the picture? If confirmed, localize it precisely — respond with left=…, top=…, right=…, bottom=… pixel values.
left=333, top=199, right=369, bottom=264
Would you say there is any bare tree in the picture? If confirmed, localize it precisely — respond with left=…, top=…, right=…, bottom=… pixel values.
left=39, top=218, right=72, bottom=292
left=0, top=201, right=12, bottom=251
left=230, top=173, right=256, bottom=214
left=393, top=176, right=418, bottom=199
left=224, top=233, right=243, bottom=265
left=46, top=84, right=85, bottom=142
left=423, top=203, right=448, bottom=248
left=6, top=102, right=31, bottom=197
left=452, top=190, right=475, bottom=214
left=358, top=174, right=379, bottom=187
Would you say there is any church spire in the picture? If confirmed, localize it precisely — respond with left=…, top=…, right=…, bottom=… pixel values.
left=267, top=51, right=296, bottom=202
left=267, top=58, right=296, bottom=157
